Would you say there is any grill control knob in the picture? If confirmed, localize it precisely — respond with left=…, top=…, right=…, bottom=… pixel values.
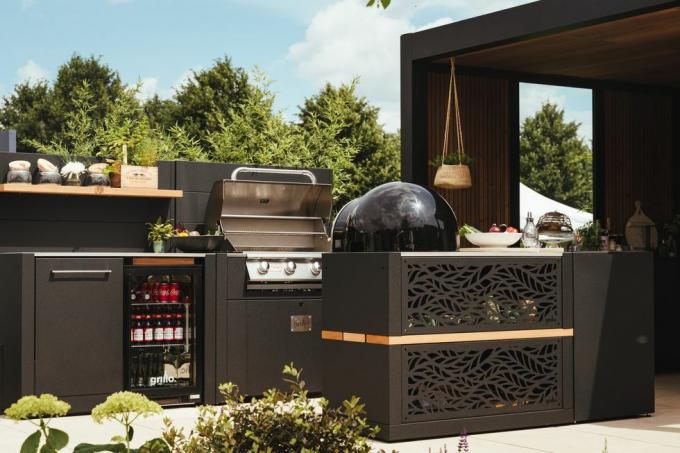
left=257, top=260, right=270, bottom=275
left=309, top=261, right=322, bottom=276
left=283, top=261, right=297, bottom=275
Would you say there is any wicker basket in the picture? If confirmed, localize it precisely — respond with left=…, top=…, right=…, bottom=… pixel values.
left=434, top=164, right=471, bottom=189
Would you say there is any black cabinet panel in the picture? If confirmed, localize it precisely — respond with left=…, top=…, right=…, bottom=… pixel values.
left=573, top=252, right=654, bottom=421
left=227, top=299, right=322, bottom=395
left=35, top=258, right=124, bottom=397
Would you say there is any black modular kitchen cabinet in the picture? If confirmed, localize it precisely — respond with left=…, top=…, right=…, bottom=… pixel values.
left=1, top=255, right=124, bottom=412
left=215, top=254, right=323, bottom=396
left=0, top=253, right=218, bottom=413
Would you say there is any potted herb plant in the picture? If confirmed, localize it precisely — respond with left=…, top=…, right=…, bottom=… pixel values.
left=576, top=220, right=605, bottom=251
left=147, top=217, right=174, bottom=253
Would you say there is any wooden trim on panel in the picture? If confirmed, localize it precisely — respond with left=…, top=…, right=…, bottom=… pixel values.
left=0, top=184, right=183, bottom=198
left=322, top=329, right=573, bottom=345
left=342, top=332, right=367, bottom=343
left=321, top=330, right=343, bottom=341
left=131, top=258, right=195, bottom=266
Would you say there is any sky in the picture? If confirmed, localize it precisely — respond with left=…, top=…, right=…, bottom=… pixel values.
left=0, top=0, right=591, bottom=140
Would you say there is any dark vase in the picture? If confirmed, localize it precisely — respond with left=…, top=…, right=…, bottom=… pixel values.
left=109, top=172, right=121, bottom=188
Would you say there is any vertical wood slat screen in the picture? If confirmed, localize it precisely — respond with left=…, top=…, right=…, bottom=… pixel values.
left=426, top=71, right=511, bottom=229
left=602, top=90, right=675, bottom=234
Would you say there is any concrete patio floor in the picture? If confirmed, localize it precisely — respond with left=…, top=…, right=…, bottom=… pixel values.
left=1, top=374, right=679, bottom=452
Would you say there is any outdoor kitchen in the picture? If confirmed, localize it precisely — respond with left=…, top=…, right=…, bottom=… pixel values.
left=0, top=0, right=678, bottom=450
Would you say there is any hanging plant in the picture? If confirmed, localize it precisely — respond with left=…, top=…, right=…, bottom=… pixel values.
left=434, top=56, right=472, bottom=190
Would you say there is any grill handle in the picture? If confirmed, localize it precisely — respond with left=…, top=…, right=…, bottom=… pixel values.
left=230, top=167, right=317, bottom=185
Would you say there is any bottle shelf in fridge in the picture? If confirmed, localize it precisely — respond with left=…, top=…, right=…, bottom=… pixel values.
left=131, top=343, right=188, bottom=348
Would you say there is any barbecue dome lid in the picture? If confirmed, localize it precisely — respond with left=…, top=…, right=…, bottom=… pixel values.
left=343, top=182, right=458, bottom=252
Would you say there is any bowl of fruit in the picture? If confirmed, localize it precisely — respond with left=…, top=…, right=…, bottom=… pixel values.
left=459, top=224, right=522, bottom=248
left=169, top=225, right=227, bottom=253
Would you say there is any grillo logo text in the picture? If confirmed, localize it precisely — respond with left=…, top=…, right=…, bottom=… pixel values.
left=149, top=375, right=176, bottom=386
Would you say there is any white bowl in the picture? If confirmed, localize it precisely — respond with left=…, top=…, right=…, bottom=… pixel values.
left=465, top=232, right=522, bottom=248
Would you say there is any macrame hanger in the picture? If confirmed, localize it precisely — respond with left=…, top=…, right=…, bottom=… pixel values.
left=441, top=57, right=464, bottom=164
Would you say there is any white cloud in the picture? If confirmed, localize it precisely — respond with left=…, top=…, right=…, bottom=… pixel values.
left=136, top=77, right=159, bottom=101
left=287, top=0, right=533, bottom=132
left=21, top=0, right=37, bottom=9
left=171, top=69, right=198, bottom=94
left=17, top=60, right=48, bottom=85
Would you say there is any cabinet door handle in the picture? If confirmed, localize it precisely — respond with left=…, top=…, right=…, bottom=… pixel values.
left=51, top=269, right=113, bottom=278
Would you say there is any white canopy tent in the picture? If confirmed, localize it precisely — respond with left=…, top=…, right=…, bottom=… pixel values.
left=519, top=183, right=592, bottom=229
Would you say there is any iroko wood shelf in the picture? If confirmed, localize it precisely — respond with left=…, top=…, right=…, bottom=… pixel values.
left=0, top=184, right=183, bottom=199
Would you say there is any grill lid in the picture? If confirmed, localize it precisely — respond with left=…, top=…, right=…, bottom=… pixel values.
left=205, top=167, right=332, bottom=252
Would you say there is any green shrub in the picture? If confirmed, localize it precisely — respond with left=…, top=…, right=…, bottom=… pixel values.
left=162, top=363, right=380, bottom=452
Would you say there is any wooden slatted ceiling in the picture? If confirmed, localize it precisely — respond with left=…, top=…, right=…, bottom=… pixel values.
left=426, top=72, right=511, bottom=230
left=450, top=7, right=680, bottom=88
left=602, top=90, right=675, bottom=234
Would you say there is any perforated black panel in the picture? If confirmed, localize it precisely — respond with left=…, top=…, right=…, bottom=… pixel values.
left=405, top=259, right=561, bottom=332
left=404, top=340, right=562, bottom=422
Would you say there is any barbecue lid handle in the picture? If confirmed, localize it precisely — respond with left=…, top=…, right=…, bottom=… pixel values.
left=230, top=166, right=317, bottom=185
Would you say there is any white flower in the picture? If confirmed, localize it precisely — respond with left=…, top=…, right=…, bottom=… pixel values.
left=60, top=161, right=86, bottom=177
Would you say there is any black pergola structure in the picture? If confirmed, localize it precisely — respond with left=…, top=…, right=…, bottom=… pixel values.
left=401, top=0, right=680, bottom=234
left=400, top=0, right=680, bottom=375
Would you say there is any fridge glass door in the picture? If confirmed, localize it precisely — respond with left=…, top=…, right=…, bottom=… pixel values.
left=126, top=268, right=200, bottom=393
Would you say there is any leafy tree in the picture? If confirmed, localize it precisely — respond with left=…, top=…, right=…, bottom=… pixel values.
left=52, top=54, right=124, bottom=126
left=298, top=80, right=400, bottom=207
left=0, top=81, right=60, bottom=153
left=207, top=73, right=359, bottom=204
left=0, top=54, right=125, bottom=153
left=159, top=57, right=252, bottom=144
left=520, top=102, right=593, bottom=211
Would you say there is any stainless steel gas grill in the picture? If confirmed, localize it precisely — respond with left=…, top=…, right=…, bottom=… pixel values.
left=206, top=166, right=331, bottom=288
left=207, top=166, right=332, bottom=396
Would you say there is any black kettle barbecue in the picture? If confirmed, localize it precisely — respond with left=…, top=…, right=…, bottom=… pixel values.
left=332, top=181, right=458, bottom=252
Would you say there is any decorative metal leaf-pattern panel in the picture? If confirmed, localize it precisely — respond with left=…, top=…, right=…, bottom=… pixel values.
left=405, top=259, right=560, bottom=332
left=404, top=340, right=562, bottom=422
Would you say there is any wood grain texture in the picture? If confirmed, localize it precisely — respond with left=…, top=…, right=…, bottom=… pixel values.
left=322, top=329, right=574, bottom=345
left=426, top=71, right=511, bottom=229
left=451, top=7, right=680, bottom=88
left=131, top=257, right=196, bottom=266
left=602, top=90, right=675, bottom=233
left=0, top=184, right=182, bottom=198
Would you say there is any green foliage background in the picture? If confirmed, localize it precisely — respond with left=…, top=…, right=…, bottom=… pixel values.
left=0, top=55, right=400, bottom=208
left=520, top=102, right=593, bottom=212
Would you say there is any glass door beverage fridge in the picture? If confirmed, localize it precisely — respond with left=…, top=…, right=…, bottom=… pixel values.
left=124, top=265, right=203, bottom=404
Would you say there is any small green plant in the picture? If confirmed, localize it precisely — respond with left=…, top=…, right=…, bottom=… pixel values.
left=4, top=393, right=71, bottom=452
left=163, top=363, right=380, bottom=452
left=74, top=391, right=166, bottom=453
left=430, top=153, right=473, bottom=167
left=576, top=220, right=604, bottom=251
left=146, top=217, right=174, bottom=244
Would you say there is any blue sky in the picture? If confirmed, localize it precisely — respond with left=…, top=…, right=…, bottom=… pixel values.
left=0, top=0, right=591, bottom=140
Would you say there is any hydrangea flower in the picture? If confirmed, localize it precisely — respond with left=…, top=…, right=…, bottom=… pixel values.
left=91, top=391, right=162, bottom=424
left=4, top=394, right=70, bottom=420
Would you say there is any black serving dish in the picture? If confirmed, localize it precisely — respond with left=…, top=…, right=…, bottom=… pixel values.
left=169, top=235, right=227, bottom=253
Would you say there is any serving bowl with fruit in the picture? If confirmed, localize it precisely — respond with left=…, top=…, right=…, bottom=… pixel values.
left=459, top=223, right=522, bottom=248
left=169, top=224, right=227, bottom=252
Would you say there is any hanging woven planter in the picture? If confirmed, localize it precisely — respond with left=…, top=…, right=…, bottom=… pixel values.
left=433, top=57, right=472, bottom=190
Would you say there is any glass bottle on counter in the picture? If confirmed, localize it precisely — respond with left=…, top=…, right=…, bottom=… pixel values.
left=521, top=211, right=539, bottom=248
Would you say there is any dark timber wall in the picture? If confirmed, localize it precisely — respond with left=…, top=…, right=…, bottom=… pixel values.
left=426, top=70, right=513, bottom=229
left=601, top=90, right=676, bottom=233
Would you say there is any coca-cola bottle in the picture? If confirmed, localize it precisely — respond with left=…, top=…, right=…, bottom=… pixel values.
left=132, top=315, right=144, bottom=344
left=153, top=314, right=165, bottom=344
left=143, top=315, right=154, bottom=344
left=173, top=314, right=184, bottom=342
left=163, top=314, right=175, bottom=343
